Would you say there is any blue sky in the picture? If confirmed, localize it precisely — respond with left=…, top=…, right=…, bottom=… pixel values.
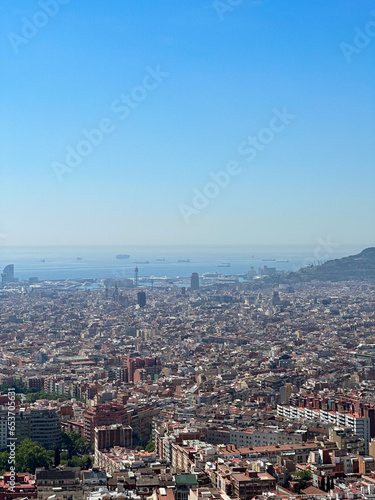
left=0, top=0, right=374, bottom=246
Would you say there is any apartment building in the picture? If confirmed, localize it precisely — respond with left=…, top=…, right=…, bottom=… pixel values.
left=0, top=407, right=61, bottom=450
left=278, top=405, right=371, bottom=452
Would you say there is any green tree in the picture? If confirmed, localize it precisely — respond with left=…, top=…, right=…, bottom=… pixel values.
left=293, top=470, right=312, bottom=493
left=54, top=447, right=61, bottom=467
left=15, top=439, right=52, bottom=473
left=26, top=391, right=71, bottom=403
left=61, top=431, right=74, bottom=459
left=66, top=455, right=93, bottom=469
left=74, top=436, right=92, bottom=455
left=66, top=456, right=82, bottom=467
left=84, top=455, right=93, bottom=469
left=145, top=442, right=155, bottom=452
left=0, top=379, right=26, bottom=393
left=0, top=450, right=10, bottom=474
left=61, top=431, right=93, bottom=458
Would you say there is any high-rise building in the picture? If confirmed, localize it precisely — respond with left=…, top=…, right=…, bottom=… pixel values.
left=127, top=357, right=136, bottom=383
left=280, top=383, right=293, bottom=404
left=272, top=291, right=281, bottom=305
left=137, top=291, right=146, bottom=307
left=1, top=264, right=17, bottom=284
left=0, top=408, right=61, bottom=449
left=191, top=272, right=199, bottom=290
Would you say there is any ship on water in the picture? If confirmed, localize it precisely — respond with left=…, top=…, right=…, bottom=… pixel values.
left=202, top=272, right=219, bottom=278
left=134, top=261, right=149, bottom=264
left=218, top=262, right=230, bottom=267
left=178, top=259, right=190, bottom=263
left=116, top=254, right=130, bottom=259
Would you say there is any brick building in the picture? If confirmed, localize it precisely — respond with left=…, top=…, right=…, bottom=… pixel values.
left=84, top=404, right=131, bottom=444
left=95, top=424, right=132, bottom=451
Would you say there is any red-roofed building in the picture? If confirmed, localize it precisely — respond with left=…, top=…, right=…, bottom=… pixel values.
left=0, top=473, right=36, bottom=500
left=231, top=469, right=275, bottom=500
left=156, top=487, right=175, bottom=500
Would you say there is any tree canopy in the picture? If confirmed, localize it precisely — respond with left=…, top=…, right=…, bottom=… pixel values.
left=0, top=435, right=94, bottom=475
left=61, top=431, right=93, bottom=458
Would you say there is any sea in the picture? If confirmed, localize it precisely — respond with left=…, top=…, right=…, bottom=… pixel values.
left=0, top=244, right=365, bottom=282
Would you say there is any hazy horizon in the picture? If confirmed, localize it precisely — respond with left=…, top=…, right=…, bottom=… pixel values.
left=1, top=242, right=369, bottom=282
left=0, top=243, right=373, bottom=252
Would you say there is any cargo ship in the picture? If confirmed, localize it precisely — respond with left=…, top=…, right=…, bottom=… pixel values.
left=116, top=254, right=130, bottom=259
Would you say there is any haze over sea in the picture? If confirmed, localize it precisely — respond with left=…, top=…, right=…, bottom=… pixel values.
left=0, top=245, right=366, bottom=282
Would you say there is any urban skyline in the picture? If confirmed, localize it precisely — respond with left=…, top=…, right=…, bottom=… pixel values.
left=1, top=2, right=375, bottom=499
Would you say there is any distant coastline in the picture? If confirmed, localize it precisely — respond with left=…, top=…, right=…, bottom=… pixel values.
left=0, top=244, right=366, bottom=282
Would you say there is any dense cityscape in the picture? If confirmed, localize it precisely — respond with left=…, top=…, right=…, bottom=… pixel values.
left=0, top=251, right=375, bottom=500
left=2, top=0, right=374, bottom=499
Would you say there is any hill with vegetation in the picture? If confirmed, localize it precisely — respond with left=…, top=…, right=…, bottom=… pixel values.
left=282, top=247, right=375, bottom=282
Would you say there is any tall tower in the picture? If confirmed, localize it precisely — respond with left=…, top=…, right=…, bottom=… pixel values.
left=134, top=267, right=139, bottom=287
left=113, top=282, right=119, bottom=301
left=137, top=291, right=146, bottom=308
left=191, top=272, right=199, bottom=291
left=1, top=264, right=15, bottom=285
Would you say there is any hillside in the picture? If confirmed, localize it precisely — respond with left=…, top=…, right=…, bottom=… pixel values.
left=284, top=247, right=375, bottom=282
